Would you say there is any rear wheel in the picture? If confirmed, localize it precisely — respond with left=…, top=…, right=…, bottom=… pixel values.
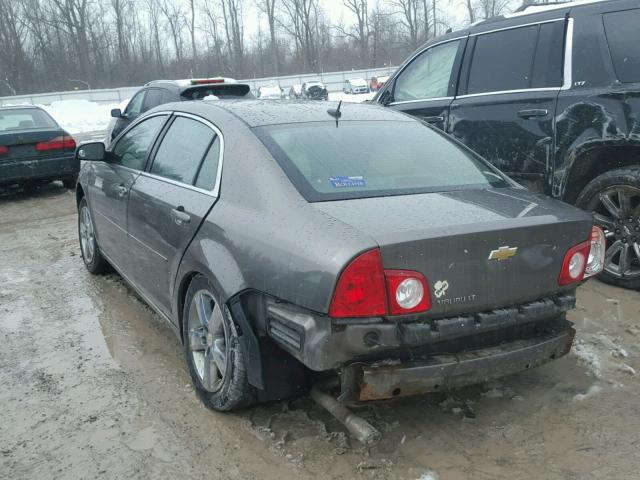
left=78, top=197, right=110, bottom=274
left=183, top=275, right=254, bottom=411
left=576, top=167, right=640, bottom=289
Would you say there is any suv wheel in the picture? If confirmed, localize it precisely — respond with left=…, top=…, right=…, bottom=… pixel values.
left=576, top=167, right=640, bottom=289
left=183, top=275, right=254, bottom=411
left=78, top=197, right=111, bottom=274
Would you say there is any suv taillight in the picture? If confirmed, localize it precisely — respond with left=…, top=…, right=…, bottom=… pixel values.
left=559, top=226, right=605, bottom=285
left=0, top=146, right=8, bottom=155
left=35, top=135, right=76, bottom=152
left=329, top=249, right=431, bottom=318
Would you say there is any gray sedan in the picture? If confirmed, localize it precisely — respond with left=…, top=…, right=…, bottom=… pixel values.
left=75, top=100, right=605, bottom=417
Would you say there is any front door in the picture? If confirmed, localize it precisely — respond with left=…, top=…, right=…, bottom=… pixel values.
left=88, top=114, right=168, bottom=268
left=382, top=37, right=466, bottom=131
left=127, top=114, right=222, bottom=317
left=448, top=20, right=566, bottom=193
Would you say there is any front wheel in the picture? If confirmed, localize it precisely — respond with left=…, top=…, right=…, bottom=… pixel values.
left=576, top=167, right=640, bottom=289
left=78, top=197, right=110, bottom=274
left=183, top=275, right=254, bottom=411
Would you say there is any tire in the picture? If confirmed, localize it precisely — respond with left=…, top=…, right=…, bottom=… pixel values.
left=182, top=275, right=254, bottom=411
left=575, top=167, right=640, bottom=289
left=78, top=197, right=111, bottom=274
left=63, top=174, right=78, bottom=190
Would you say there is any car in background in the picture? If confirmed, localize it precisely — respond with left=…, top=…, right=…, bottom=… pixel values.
left=0, top=105, right=78, bottom=189
left=373, top=0, right=640, bottom=289
left=75, top=100, right=603, bottom=420
left=343, top=78, right=369, bottom=94
left=258, top=85, right=285, bottom=100
left=369, top=75, right=389, bottom=91
left=288, top=84, right=303, bottom=99
left=106, top=78, right=253, bottom=141
left=301, top=81, right=329, bottom=100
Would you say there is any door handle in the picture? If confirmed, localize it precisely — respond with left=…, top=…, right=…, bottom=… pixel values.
left=420, top=115, right=445, bottom=123
left=116, top=185, right=128, bottom=197
left=171, top=207, right=191, bottom=225
left=517, top=109, right=548, bottom=119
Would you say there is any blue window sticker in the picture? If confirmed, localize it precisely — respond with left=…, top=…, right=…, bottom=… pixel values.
left=329, top=176, right=366, bottom=188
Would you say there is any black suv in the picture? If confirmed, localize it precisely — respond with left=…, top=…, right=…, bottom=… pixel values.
left=375, top=0, right=640, bottom=289
left=107, top=78, right=253, bottom=140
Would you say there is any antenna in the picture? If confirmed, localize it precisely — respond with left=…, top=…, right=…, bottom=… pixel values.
left=327, top=100, right=342, bottom=127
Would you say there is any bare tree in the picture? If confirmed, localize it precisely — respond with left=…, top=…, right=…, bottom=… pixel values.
left=257, top=0, right=280, bottom=75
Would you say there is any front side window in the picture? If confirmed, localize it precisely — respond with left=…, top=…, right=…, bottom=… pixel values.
left=603, top=9, right=640, bottom=83
left=150, top=117, right=214, bottom=185
left=467, top=25, right=538, bottom=94
left=125, top=91, right=146, bottom=116
left=394, top=40, right=460, bottom=102
left=112, top=115, right=167, bottom=170
left=256, top=120, right=510, bottom=202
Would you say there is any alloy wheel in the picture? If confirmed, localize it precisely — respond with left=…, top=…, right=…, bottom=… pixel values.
left=79, top=205, right=95, bottom=263
left=187, top=291, right=229, bottom=392
left=591, top=185, right=640, bottom=279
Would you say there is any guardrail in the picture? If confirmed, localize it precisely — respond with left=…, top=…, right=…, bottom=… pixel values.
left=0, top=66, right=397, bottom=106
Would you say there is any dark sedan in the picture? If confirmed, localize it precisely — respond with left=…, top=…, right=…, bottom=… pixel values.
left=0, top=106, right=78, bottom=188
left=75, top=100, right=603, bottom=431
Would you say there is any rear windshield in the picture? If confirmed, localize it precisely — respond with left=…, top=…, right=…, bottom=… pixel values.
left=256, top=120, right=511, bottom=201
left=0, top=109, right=57, bottom=132
left=181, top=84, right=252, bottom=100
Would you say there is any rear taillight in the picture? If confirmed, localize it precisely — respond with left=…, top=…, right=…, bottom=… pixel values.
left=191, top=78, right=225, bottom=85
left=385, top=270, right=430, bottom=315
left=558, top=226, right=605, bottom=285
left=329, top=249, right=431, bottom=318
left=35, top=135, right=76, bottom=152
left=0, top=146, right=8, bottom=155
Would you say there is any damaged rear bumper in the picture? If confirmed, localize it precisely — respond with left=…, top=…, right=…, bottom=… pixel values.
left=342, top=322, right=575, bottom=401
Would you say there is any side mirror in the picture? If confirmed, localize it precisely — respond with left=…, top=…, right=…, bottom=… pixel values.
left=76, top=142, right=106, bottom=161
left=110, top=108, right=122, bottom=118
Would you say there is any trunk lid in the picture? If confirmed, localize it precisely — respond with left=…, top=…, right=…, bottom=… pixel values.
left=313, top=188, right=592, bottom=318
left=0, top=127, right=71, bottom=162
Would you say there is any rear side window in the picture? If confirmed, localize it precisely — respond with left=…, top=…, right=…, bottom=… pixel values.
left=394, top=40, right=460, bottom=101
left=150, top=117, right=214, bottom=185
left=142, top=89, right=164, bottom=112
left=194, top=136, right=221, bottom=190
left=467, top=25, right=538, bottom=94
left=603, top=9, right=640, bottom=83
left=0, top=109, right=57, bottom=131
left=256, top=120, right=510, bottom=202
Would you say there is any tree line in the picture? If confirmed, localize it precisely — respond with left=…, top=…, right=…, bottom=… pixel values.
left=0, top=0, right=539, bottom=96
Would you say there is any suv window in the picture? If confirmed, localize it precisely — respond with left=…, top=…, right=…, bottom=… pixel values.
left=112, top=115, right=167, bottom=170
left=467, top=25, right=538, bottom=94
left=603, top=9, right=640, bottom=83
left=394, top=40, right=460, bottom=102
left=142, top=88, right=165, bottom=112
left=150, top=117, right=214, bottom=185
left=125, top=91, right=145, bottom=116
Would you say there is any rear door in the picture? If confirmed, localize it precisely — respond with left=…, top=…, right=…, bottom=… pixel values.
left=127, top=113, right=223, bottom=318
left=88, top=114, right=168, bottom=268
left=448, top=20, right=566, bottom=193
left=383, top=38, right=466, bottom=131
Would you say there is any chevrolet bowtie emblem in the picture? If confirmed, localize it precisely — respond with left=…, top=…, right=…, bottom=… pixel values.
left=488, top=246, right=518, bottom=261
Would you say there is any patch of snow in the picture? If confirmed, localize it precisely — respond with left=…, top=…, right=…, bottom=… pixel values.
left=416, top=470, right=440, bottom=480
left=573, top=384, right=603, bottom=402
left=572, top=333, right=635, bottom=381
left=40, top=99, right=120, bottom=135
left=328, top=91, right=376, bottom=103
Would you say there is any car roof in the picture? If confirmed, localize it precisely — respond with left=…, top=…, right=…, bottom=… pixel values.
left=0, top=105, right=45, bottom=111
left=196, top=99, right=414, bottom=127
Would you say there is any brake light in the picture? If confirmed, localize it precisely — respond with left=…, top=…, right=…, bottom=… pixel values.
left=35, top=135, right=76, bottom=152
left=190, top=78, right=225, bottom=85
left=329, top=249, right=387, bottom=318
left=0, top=146, right=8, bottom=155
left=329, top=249, right=432, bottom=318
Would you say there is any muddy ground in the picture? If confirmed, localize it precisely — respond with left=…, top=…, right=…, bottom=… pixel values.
left=1, top=182, right=639, bottom=480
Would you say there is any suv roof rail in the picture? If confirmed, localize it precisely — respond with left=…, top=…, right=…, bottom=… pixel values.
left=514, top=0, right=573, bottom=13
